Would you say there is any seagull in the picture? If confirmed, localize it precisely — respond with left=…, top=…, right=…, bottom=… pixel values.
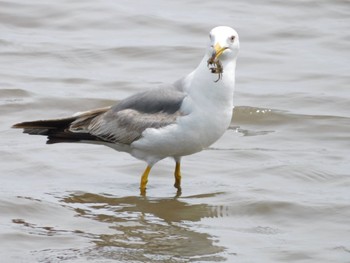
left=12, top=26, right=240, bottom=195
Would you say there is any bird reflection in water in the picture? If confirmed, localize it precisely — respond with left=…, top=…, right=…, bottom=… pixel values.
left=62, top=192, right=227, bottom=261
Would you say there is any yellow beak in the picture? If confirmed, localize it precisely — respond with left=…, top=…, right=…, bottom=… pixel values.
left=213, top=43, right=228, bottom=60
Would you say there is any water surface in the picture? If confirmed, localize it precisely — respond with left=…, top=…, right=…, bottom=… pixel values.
left=1, top=0, right=349, bottom=262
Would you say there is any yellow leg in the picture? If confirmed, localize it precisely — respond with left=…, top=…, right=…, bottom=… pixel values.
left=140, top=165, right=151, bottom=195
left=174, top=161, right=182, bottom=190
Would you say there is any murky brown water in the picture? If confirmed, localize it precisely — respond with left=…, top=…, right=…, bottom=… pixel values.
left=1, top=0, right=349, bottom=262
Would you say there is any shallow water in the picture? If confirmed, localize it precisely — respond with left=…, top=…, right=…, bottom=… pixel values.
left=1, top=0, right=350, bottom=262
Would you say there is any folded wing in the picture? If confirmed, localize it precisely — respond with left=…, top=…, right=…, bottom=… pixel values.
left=12, top=85, right=186, bottom=145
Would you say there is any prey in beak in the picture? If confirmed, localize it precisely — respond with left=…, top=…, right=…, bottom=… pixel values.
left=207, top=43, right=228, bottom=82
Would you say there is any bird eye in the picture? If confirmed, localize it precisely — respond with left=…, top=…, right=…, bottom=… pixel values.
left=230, top=35, right=235, bottom=42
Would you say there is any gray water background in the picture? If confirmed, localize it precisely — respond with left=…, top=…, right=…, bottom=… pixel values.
left=1, top=0, right=349, bottom=262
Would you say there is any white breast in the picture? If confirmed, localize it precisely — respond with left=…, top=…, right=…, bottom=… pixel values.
left=131, top=59, right=236, bottom=162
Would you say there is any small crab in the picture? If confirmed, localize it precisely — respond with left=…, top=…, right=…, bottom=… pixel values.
left=207, top=57, right=223, bottom=82
left=207, top=42, right=229, bottom=82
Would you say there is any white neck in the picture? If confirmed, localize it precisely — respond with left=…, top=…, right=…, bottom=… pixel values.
left=186, top=55, right=236, bottom=109
left=174, top=54, right=237, bottom=149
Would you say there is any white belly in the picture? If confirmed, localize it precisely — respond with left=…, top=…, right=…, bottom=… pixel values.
left=130, top=104, right=232, bottom=163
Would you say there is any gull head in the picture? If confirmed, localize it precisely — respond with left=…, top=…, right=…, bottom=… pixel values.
left=208, top=26, right=239, bottom=62
left=206, top=26, right=239, bottom=82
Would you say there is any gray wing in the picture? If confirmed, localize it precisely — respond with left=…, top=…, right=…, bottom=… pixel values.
left=112, top=83, right=185, bottom=114
left=70, top=85, right=186, bottom=144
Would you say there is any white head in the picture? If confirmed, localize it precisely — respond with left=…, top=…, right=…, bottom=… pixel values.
left=207, top=26, right=240, bottom=63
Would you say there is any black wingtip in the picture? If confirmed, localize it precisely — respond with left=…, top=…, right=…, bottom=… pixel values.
left=12, top=122, right=25, bottom=129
